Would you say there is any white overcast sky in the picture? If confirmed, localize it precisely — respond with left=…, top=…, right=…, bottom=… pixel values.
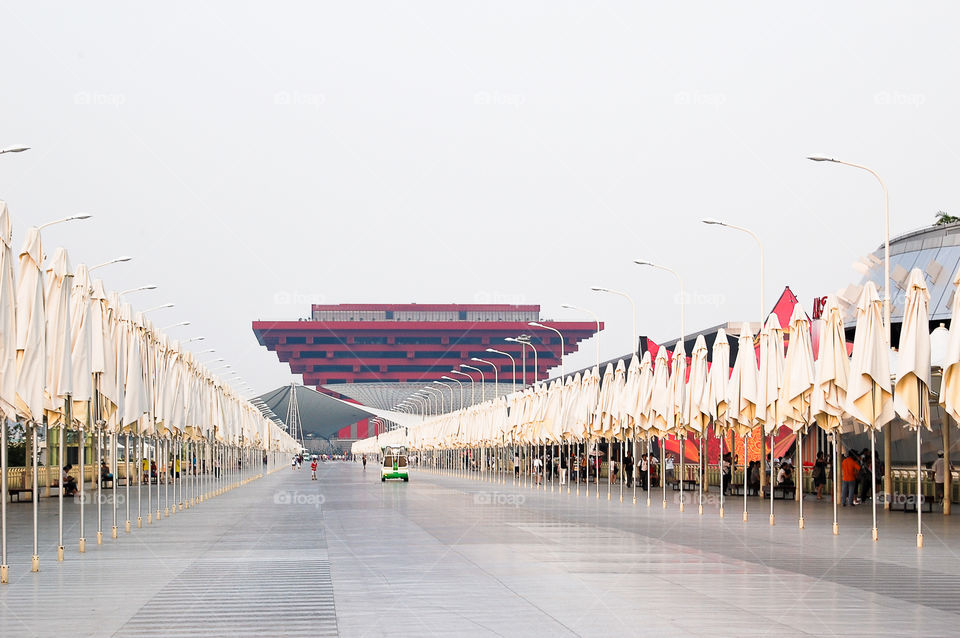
left=0, top=2, right=953, bottom=397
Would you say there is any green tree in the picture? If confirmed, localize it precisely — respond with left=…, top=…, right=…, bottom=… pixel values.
left=935, top=211, right=960, bottom=226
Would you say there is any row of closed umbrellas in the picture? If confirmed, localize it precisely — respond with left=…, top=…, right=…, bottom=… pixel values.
left=0, top=200, right=301, bottom=584
left=357, top=267, right=945, bottom=547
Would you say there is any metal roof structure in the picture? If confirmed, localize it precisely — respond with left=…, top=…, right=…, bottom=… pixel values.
left=256, top=385, right=375, bottom=441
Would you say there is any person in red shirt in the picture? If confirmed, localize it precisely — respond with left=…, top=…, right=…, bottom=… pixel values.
left=310, top=458, right=318, bottom=481
left=841, top=451, right=860, bottom=506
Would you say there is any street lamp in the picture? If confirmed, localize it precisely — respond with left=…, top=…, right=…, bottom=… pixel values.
left=119, top=284, right=157, bottom=297
left=433, top=380, right=456, bottom=410
left=528, top=321, right=566, bottom=377
left=486, top=348, right=516, bottom=394
left=505, top=337, right=538, bottom=387
left=808, top=155, right=893, bottom=523
left=38, top=214, right=92, bottom=230
left=183, top=336, right=205, bottom=344
left=702, top=219, right=765, bottom=320
left=561, top=304, right=601, bottom=368
left=161, top=321, right=190, bottom=330
left=451, top=370, right=475, bottom=405
left=440, top=375, right=464, bottom=409
left=703, top=218, right=767, bottom=522
left=423, top=386, right=444, bottom=414
left=142, top=303, right=174, bottom=314
left=462, top=364, right=485, bottom=402
left=196, top=348, right=216, bottom=355
left=0, top=145, right=30, bottom=154
left=634, top=260, right=685, bottom=343
left=591, top=286, right=637, bottom=355
left=90, top=256, right=132, bottom=272
left=471, top=357, right=499, bottom=398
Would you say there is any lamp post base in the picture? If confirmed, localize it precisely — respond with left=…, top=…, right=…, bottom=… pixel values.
left=137, top=517, right=142, bottom=529
left=872, top=527, right=878, bottom=541
left=799, top=517, right=805, bottom=529
left=79, top=538, right=86, bottom=553
left=96, top=531, right=103, bottom=545
left=743, top=511, right=748, bottom=522
left=57, top=546, right=64, bottom=562
left=719, top=507, right=724, bottom=518
left=769, top=514, right=775, bottom=526
left=917, top=533, right=924, bottom=548
left=125, top=520, right=131, bottom=533
left=0, top=565, right=7, bottom=583
left=679, top=501, right=685, bottom=512
left=111, top=526, right=118, bottom=539
left=833, top=522, right=839, bottom=535
left=31, top=555, right=39, bottom=572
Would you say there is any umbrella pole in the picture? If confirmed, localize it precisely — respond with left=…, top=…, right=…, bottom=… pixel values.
left=633, top=432, right=637, bottom=505
left=619, top=439, right=624, bottom=503
left=596, top=439, right=600, bottom=500
left=832, top=432, right=839, bottom=535
left=917, top=377, right=924, bottom=548
left=699, top=432, right=704, bottom=515
left=31, top=421, right=39, bottom=572
left=111, top=431, right=118, bottom=538
left=156, top=437, right=162, bottom=521
left=743, top=433, right=748, bottom=522
left=607, top=439, right=612, bottom=501
left=164, top=439, right=170, bottom=517
left=58, top=419, right=65, bottom=562
left=79, top=409, right=86, bottom=552
left=1, top=416, right=7, bottom=583
left=96, top=423, right=103, bottom=543
left=769, top=432, right=775, bottom=526
left=147, top=437, right=153, bottom=524
left=871, top=428, right=878, bottom=541
left=646, top=436, right=652, bottom=507
left=577, top=440, right=581, bottom=497
left=137, top=435, right=142, bottom=528
left=679, top=434, right=685, bottom=512
left=718, top=427, right=724, bottom=518
left=661, top=435, right=667, bottom=508
left=124, top=433, right=131, bottom=533
left=798, top=428, right=804, bottom=529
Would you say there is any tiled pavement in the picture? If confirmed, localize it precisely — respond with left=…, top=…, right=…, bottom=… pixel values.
left=2, top=463, right=959, bottom=637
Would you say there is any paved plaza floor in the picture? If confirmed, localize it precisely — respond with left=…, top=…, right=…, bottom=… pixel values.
left=1, top=463, right=959, bottom=637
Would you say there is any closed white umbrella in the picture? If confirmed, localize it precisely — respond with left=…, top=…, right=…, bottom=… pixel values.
left=812, top=296, right=849, bottom=535
left=707, top=330, right=730, bottom=517
left=629, top=352, right=654, bottom=506
left=0, top=203, right=16, bottom=584
left=15, top=227, right=46, bottom=425
left=727, top=325, right=758, bottom=521
left=44, top=247, right=73, bottom=419
left=939, top=267, right=960, bottom=517
left=43, top=246, right=73, bottom=561
left=780, top=304, right=815, bottom=528
left=686, top=335, right=709, bottom=514
left=845, top=281, right=893, bottom=541
left=940, top=266, right=960, bottom=424
left=650, top=347, right=671, bottom=508
left=88, top=279, right=113, bottom=541
left=893, top=268, right=931, bottom=548
left=620, top=354, right=642, bottom=504
left=757, top=314, right=784, bottom=526
left=15, top=226, right=46, bottom=573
